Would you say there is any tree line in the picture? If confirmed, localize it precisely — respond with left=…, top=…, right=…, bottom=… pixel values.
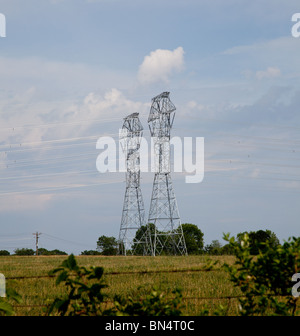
left=82, top=224, right=281, bottom=256
left=0, top=224, right=282, bottom=256
left=0, top=248, right=67, bottom=256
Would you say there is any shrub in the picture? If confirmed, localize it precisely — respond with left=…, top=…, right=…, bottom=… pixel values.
left=223, top=233, right=300, bottom=316
left=47, top=254, right=107, bottom=316
left=107, top=287, right=183, bottom=316
left=47, top=254, right=184, bottom=316
left=0, top=288, right=22, bottom=316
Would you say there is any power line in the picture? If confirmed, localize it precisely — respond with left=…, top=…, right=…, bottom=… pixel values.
left=0, top=159, right=299, bottom=197
left=42, top=233, right=93, bottom=248
left=0, top=178, right=123, bottom=197
left=0, top=134, right=101, bottom=150
left=1, top=111, right=299, bottom=133
left=181, top=115, right=300, bottom=132
left=0, top=169, right=98, bottom=182
left=0, top=115, right=144, bottom=132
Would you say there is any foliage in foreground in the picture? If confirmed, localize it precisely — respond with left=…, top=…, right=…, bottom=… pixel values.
left=107, top=288, right=183, bottom=316
left=2, top=232, right=299, bottom=316
left=0, top=288, right=22, bottom=316
left=223, top=233, right=300, bottom=316
left=46, top=254, right=183, bottom=316
left=47, top=254, right=107, bottom=316
left=48, top=234, right=300, bottom=316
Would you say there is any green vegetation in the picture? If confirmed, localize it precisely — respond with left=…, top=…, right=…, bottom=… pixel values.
left=46, top=254, right=183, bottom=316
left=180, top=223, right=204, bottom=254
left=224, top=233, right=299, bottom=315
left=108, top=288, right=183, bottom=316
left=97, top=235, right=118, bottom=255
left=95, top=227, right=280, bottom=256
left=14, top=248, right=35, bottom=256
left=0, top=228, right=298, bottom=316
left=0, top=227, right=280, bottom=257
left=0, top=287, right=22, bottom=316
left=47, top=254, right=107, bottom=316
left=0, top=254, right=238, bottom=316
left=37, top=248, right=67, bottom=256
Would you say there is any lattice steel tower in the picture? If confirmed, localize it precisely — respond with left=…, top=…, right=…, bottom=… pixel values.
left=148, top=92, right=187, bottom=256
left=118, top=112, right=149, bottom=255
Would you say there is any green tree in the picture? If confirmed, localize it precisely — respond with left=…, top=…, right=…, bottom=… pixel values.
left=237, top=229, right=280, bottom=255
left=220, top=243, right=235, bottom=255
left=81, top=250, right=102, bottom=255
left=205, top=240, right=222, bottom=255
left=31, top=248, right=67, bottom=256
left=37, top=248, right=50, bottom=255
left=180, top=223, right=204, bottom=254
left=0, top=250, right=10, bottom=256
left=50, top=249, right=68, bottom=255
left=97, top=235, right=118, bottom=255
left=132, top=223, right=204, bottom=255
left=131, top=223, right=156, bottom=255
left=14, top=248, right=35, bottom=256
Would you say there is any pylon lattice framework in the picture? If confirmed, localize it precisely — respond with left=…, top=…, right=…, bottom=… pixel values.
left=118, top=112, right=149, bottom=255
left=147, top=92, right=188, bottom=256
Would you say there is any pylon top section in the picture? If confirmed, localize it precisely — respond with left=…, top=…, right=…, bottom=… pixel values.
left=122, top=112, right=143, bottom=136
left=120, top=113, right=143, bottom=174
left=148, top=92, right=176, bottom=138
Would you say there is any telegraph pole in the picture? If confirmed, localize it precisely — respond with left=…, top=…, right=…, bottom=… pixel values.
left=33, top=232, right=42, bottom=256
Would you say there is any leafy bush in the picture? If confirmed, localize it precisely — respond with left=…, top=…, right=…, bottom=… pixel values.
left=47, top=254, right=184, bottom=316
left=107, top=288, right=183, bottom=316
left=47, top=254, right=107, bottom=316
left=0, top=288, right=22, bottom=316
left=223, top=233, right=300, bottom=316
left=236, top=229, right=280, bottom=255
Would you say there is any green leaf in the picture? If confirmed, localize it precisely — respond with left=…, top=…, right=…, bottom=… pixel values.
left=66, top=254, right=78, bottom=270
left=56, top=270, right=68, bottom=285
left=6, top=288, right=22, bottom=304
left=0, top=301, right=14, bottom=316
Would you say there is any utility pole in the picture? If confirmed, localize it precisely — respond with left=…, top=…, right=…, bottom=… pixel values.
left=33, top=232, right=42, bottom=256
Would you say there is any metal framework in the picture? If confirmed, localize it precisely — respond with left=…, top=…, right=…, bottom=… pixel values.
left=147, top=92, right=187, bottom=256
left=118, top=112, right=149, bottom=255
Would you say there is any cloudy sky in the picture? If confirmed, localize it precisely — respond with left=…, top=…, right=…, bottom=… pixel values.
left=0, top=0, right=299, bottom=254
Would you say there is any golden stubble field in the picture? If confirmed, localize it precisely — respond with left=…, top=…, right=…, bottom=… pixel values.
left=0, top=254, right=242, bottom=316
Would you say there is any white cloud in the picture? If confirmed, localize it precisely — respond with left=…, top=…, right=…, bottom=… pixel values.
left=222, top=37, right=300, bottom=79
left=0, top=86, right=148, bottom=145
left=138, top=47, right=185, bottom=84
left=82, top=88, right=148, bottom=120
left=255, top=67, right=281, bottom=80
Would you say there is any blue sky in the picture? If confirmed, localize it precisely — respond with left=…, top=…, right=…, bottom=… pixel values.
left=0, top=0, right=299, bottom=254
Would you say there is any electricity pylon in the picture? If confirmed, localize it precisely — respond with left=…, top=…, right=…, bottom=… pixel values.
left=118, top=112, right=150, bottom=255
left=147, top=92, right=187, bottom=256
